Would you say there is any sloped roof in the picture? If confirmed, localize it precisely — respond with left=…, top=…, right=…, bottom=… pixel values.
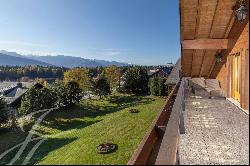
left=0, top=81, right=43, bottom=105
left=147, top=68, right=172, bottom=77
left=147, top=69, right=159, bottom=76
left=165, top=58, right=181, bottom=85
left=4, top=88, right=28, bottom=98
left=161, top=67, right=172, bottom=75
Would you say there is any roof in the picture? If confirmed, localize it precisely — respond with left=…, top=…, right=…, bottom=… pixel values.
left=147, top=69, right=159, bottom=76
left=4, top=88, right=28, bottom=98
left=165, top=58, right=181, bottom=85
left=147, top=68, right=172, bottom=76
left=180, top=0, right=241, bottom=77
left=161, top=67, right=172, bottom=75
left=0, top=81, right=43, bottom=105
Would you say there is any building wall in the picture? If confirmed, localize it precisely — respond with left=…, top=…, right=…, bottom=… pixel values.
left=215, top=21, right=249, bottom=110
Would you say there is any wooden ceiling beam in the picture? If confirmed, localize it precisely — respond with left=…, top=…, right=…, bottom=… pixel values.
left=181, top=39, right=229, bottom=49
left=199, top=0, right=219, bottom=77
left=190, top=0, right=200, bottom=77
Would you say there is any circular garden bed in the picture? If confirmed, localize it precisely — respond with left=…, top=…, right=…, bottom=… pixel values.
left=96, top=143, right=117, bottom=154
left=129, top=108, right=140, bottom=113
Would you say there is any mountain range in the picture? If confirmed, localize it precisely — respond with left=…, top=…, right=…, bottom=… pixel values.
left=0, top=50, right=129, bottom=68
left=0, top=52, right=51, bottom=66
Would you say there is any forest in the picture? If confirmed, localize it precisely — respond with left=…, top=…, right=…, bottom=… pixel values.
left=0, top=66, right=67, bottom=81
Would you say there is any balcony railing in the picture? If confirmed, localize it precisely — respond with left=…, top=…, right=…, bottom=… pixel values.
left=127, top=78, right=185, bottom=165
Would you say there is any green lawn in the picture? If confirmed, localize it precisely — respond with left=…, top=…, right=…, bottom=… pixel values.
left=0, top=94, right=165, bottom=165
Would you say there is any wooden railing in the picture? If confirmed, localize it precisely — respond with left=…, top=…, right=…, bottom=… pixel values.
left=127, top=78, right=186, bottom=165
left=154, top=78, right=185, bottom=165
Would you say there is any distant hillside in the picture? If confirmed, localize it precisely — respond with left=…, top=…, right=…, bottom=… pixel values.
left=0, top=53, right=51, bottom=66
left=0, top=50, right=129, bottom=68
left=0, top=50, right=24, bottom=58
left=27, top=55, right=129, bottom=68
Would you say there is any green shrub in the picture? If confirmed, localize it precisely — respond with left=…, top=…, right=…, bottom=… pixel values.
left=150, top=77, right=167, bottom=96
left=158, top=78, right=167, bottom=96
left=150, top=77, right=159, bottom=95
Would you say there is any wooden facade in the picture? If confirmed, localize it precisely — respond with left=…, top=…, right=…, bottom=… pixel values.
left=180, top=0, right=249, bottom=110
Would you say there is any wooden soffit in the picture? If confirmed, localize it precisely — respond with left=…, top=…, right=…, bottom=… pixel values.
left=180, top=0, right=238, bottom=77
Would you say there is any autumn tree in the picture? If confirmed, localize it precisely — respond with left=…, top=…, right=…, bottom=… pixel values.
left=63, top=68, right=92, bottom=92
left=104, top=65, right=121, bottom=91
left=35, top=78, right=49, bottom=87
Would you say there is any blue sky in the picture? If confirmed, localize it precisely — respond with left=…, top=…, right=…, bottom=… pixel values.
left=0, top=0, right=180, bottom=65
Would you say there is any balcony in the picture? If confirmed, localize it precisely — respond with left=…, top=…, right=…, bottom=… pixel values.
left=128, top=77, right=249, bottom=165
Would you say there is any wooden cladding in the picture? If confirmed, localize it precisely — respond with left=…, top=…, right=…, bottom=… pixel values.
left=181, top=39, right=229, bottom=49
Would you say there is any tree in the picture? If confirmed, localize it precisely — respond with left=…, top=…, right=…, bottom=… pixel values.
left=64, top=68, right=92, bottom=92
left=158, top=78, right=167, bottom=96
left=149, top=77, right=167, bottom=96
left=150, top=77, right=159, bottom=95
left=0, top=66, right=66, bottom=81
left=123, top=67, right=149, bottom=95
left=19, top=87, right=40, bottom=115
left=65, top=81, right=82, bottom=106
left=92, top=77, right=111, bottom=98
left=39, top=87, right=57, bottom=109
left=0, top=96, right=8, bottom=123
left=50, top=80, right=68, bottom=108
left=0, top=96, right=6, bottom=110
left=50, top=80, right=82, bottom=108
left=104, top=65, right=121, bottom=91
left=19, top=86, right=57, bottom=115
left=35, top=78, right=49, bottom=87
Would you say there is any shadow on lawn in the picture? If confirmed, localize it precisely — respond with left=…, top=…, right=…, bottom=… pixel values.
left=27, top=137, right=77, bottom=165
left=0, top=137, right=77, bottom=165
left=0, top=95, right=157, bottom=164
left=82, top=95, right=155, bottom=118
left=43, top=95, right=155, bottom=121
left=38, top=119, right=102, bottom=134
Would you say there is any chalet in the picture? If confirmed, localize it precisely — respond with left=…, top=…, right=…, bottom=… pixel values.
left=128, top=0, right=249, bottom=165
left=0, top=81, right=43, bottom=108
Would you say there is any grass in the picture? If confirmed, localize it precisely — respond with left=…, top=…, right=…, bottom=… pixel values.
left=0, top=94, right=166, bottom=165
